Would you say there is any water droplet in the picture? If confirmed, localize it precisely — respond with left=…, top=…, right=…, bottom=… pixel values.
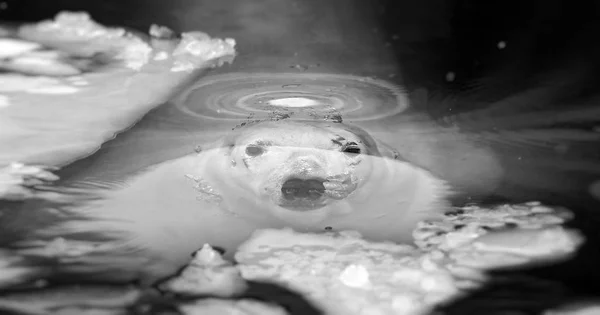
left=290, top=64, right=309, bottom=71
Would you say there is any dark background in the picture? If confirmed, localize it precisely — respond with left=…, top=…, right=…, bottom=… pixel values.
left=2, top=0, right=599, bottom=90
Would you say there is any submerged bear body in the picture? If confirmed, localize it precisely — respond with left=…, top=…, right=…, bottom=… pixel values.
left=27, top=120, right=451, bottom=283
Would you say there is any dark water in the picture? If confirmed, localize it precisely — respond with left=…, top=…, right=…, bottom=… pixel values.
left=1, top=0, right=600, bottom=314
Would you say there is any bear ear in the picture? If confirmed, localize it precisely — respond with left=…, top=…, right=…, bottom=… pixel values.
left=374, top=140, right=401, bottom=160
left=345, top=124, right=401, bottom=160
left=194, top=130, right=239, bottom=154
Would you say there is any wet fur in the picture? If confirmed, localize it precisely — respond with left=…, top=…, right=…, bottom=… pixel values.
left=27, top=120, right=452, bottom=284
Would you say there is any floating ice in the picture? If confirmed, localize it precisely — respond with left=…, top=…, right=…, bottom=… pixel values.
left=339, top=264, right=371, bottom=288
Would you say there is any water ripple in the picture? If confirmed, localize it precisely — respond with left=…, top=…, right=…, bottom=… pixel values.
left=176, top=72, right=409, bottom=122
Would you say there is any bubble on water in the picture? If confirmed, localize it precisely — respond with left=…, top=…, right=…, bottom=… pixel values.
left=176, top=72, right=409, bottom=122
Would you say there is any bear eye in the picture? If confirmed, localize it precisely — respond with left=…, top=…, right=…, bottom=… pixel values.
left=245, top=145, right=265, bottom=156
left=342, top=142, right=361, bottom=155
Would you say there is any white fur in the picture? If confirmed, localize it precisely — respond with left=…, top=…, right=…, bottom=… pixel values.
left=34, top=120, right=452, bottom=283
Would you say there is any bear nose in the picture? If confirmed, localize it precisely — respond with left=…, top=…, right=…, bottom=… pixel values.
left=281, top=178, right=325, bottom=200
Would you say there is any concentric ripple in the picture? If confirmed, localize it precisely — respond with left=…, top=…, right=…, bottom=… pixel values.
left=176, top=73, right=409, bottom=122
